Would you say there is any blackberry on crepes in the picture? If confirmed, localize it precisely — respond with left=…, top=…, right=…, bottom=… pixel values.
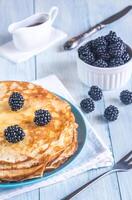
left=4, top=125, right=25, bottom=143
left=88, top=85, right=103, bottom=101
left=93, top=59, right=108, bottom=68
left=120, top=90, right=132, bottom=105
left=80, top=98, right=95, bottom=113
left=8, top=92, right=24, bottom=111
left=34, top=109, right=52, bottom=126
left=104, top=105, right=119, bottom=121
left=109, top=57, right=124, bottom=67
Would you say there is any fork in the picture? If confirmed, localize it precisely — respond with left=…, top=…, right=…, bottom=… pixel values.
left=64, top=151, right=132, bottom=200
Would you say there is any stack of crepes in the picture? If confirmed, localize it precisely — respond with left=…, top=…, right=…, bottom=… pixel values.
left=0, top=81, right=78, bottom=182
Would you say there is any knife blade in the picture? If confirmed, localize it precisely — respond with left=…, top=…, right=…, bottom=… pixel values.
left=64, top=5, right=132, bottom=50
left=101, top=5, right=132, bottom=25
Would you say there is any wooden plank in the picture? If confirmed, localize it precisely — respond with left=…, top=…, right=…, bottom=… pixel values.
left=103, top=80, right=132, bottom=200
left=0, top=1, right=39, bottom=200
left=9, top=189, right=40, bottom=200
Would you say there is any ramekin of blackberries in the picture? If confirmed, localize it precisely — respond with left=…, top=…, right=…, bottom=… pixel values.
left=77, top=31, right=132, bottom=90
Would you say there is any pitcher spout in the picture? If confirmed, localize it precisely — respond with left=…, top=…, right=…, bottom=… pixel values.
left=8, top=23, right=17, bottom=34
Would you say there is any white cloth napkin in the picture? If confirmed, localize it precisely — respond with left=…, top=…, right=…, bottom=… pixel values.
left=0, top=74, right=113, bottom=200
left=0, top=27, right=67, bottom=63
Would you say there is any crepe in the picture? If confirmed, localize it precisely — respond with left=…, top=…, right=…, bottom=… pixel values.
left=0, top=81, right=78, bottom=181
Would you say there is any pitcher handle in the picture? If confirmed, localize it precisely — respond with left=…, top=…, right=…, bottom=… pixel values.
left=49, top=6, right=59, bottom=24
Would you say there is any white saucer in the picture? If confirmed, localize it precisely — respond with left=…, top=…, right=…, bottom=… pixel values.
left=0, top=27, right=67, bottom=63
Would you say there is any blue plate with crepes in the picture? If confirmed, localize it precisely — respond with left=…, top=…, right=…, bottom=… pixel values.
left=0, top=95, right=87, bottom=188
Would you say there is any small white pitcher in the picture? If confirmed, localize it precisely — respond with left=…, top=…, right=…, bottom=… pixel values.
left=8, top=7, right=59, bottom=51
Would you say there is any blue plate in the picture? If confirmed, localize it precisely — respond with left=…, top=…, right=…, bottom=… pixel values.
left=0, top=95, right=87, bottom=188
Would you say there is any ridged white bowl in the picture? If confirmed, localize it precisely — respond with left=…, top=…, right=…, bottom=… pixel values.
left=77, top=46, right=132, bottom=90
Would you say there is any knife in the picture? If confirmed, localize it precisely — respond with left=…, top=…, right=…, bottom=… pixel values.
left=64, top=5, right=132, bottom=50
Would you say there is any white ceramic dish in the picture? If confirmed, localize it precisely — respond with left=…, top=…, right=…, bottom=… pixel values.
left=77, top=45, right=132, bottom=90
left=8, top=7, right=58, bottom=51
left=0, top=27, right=67, bottom=63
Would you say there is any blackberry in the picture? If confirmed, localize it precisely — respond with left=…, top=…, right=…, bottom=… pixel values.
left=93, top=59, right=108, bottom=68
left=108, top=41, right=126, bottom=57
left=100, top=52, right=110, bottom=61
left=78, top=46, right=89, bottom=57
left=109, top=57, right=124, bottom=67
left=34, top=109, right=52, bottom=126
left=91, top=40, right=97, bottom=50
left=94, top=36, right=107, bottom=49
left=9, top=92, right=24, bottom=111
left=120, top=90, right=132, bottom=105
left=4, top=125, right=25, bottom=143
left=84, top=41, right=93, bottom=51
left=88, top=86, right=103, bottom=101
left=122, top=51, right=131, bottom=63
left=105, top=31, right=118, bottom=44
left=96, top=46, right=106, bottom=57
left=79, top=50, right=95, bottom=64
left=78, top=46, right=85, bottom=55
left=104, top=105, right=119, bottom=121
left=80, top=98, right=95, bottom=113
left=95, top=47, right=110, bottom=62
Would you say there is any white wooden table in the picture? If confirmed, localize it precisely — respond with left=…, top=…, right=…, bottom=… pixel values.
left=0, top=0, right=132, bottom=199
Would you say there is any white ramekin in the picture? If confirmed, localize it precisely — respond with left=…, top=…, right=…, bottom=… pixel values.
left=77, top=47, right=132, bottom=90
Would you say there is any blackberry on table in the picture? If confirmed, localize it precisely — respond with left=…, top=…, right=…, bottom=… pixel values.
left=104, top=105, right=119, bottom=121
left=34, top=109, right=52, bottom=126
left=9, top=92, right=24, bottom=111
left=4, top=125, right=25, bottom=143
left=120, top=90, right=132, bottom=105
left=93, top=59, right=108, bottom=68
left=109, top=57, right=124, bottom=67
left=80, top=98, right=95, bottom=113
left=88, top=85, right=103, bottom=101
